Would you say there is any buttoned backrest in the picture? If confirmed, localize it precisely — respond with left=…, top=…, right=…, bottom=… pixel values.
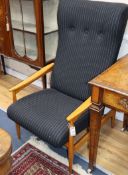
left=51, top=0, right=128, bottom=101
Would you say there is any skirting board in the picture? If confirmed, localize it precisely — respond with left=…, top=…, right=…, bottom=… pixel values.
left=6, top=67, right=123, bottom=121
left=6, top=67, right=43, bottom=88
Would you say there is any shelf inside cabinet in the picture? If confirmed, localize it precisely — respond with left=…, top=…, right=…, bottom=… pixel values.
left=44, top=26, right=58, bottom=35
left=12, top=20, right=58, bottom=35
left=11, top=20, right=36, bottom=33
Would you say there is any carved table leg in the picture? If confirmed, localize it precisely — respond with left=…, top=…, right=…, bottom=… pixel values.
left=88, top=86, right=104, bottom=172
left=88, top=104, right=103, bottom=171
left=123, top=113, right=128, bottom=131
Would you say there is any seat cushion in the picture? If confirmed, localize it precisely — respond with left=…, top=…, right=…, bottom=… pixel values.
left=7, top=89, right=89, bottom=147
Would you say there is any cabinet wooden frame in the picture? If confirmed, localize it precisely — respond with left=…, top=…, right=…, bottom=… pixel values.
left=0, top=0, right=7, bottom=54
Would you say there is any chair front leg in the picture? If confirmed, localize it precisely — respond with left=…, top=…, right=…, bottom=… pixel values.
left=68, top=123, right=75, bottom=174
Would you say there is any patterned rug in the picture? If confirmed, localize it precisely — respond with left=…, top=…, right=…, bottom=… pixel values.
left=9, top=138, right=88, bottom=175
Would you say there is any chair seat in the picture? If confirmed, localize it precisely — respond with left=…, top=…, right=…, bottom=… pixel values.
left=7, top=88, right=89, bottom=147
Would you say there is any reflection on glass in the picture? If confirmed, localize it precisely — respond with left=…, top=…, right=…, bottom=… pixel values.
left=9, top=0, right=37, bottom=60
left=22, top=0, right=36, bottom=33
left=43, top=0, right=59, bottom=34
left=10, top=0, right=23, bottom=30
left=13, top=30, right=25, bottom=57
left=45, top=32, right=58, bottom=62
left=25, top=33, right=37, bottom=60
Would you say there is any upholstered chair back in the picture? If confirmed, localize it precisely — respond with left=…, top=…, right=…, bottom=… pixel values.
left=51, top=0, right=128, bottom=101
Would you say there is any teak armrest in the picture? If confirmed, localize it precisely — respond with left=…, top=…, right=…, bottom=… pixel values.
left=9, top=63, right=54, bottom=93
left=66, top=97, right=91, bottom=123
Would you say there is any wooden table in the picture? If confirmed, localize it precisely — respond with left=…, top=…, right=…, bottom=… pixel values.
left=88, top=55, right=128, bottom=170
left=0, top=128, right=12, bottom=175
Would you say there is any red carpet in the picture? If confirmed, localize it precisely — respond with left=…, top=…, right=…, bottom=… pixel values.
left=9, top=143, right=79, bottom=175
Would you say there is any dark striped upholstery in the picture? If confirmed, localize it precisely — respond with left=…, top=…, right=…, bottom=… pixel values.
left=7, top=89, right=89, bottom=147
left=7, top=0, right=128, bottom=147
left=51, top=0, right=128, bottom=101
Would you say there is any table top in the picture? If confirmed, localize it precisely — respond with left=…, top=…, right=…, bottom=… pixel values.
left=89, top=55, right=128, bottom=97
left=0, top=128, right=12, bottom=161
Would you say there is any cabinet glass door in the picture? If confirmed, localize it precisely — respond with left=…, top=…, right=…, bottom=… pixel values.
left=43, top=0, right=59, bottom=63
left=9, top=0, right=38, bottom=60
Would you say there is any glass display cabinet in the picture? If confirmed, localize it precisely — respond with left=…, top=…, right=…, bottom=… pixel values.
left=10, top=0, right=38, bottom=59
left=0, top=0, right=59, bottom=72
left=8, top=0, right=59, bottom=67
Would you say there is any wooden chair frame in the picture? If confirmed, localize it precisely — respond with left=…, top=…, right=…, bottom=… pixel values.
left=9, top=63, right=115, bottom=174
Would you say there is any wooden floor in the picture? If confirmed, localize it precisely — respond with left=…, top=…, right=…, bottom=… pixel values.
left=0, top=74, right=128, bottom=175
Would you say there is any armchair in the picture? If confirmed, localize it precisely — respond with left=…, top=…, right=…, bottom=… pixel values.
left=7, top=0, right=128, bottom=173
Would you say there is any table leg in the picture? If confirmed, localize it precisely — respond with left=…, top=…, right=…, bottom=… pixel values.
left=88, top=86, right=104, bottom=172
left=123, top=113, right=128, bottom=131
left=88, top=104, right=103, bottom=171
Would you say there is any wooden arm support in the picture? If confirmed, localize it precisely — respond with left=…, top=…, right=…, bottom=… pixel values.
left=9, top=63, right=54, bottom=94
left=66, top=97, right=92, bottom=123
left=66, top=96, right=91, bottom=172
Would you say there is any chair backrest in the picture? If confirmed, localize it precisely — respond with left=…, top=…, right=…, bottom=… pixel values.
left=51, top=0, right=128, bottom=101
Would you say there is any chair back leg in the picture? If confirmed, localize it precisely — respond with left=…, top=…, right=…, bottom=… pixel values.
left=16, top=123, right=21, bottom=139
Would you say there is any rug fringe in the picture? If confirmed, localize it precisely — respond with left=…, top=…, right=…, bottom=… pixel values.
left=28, top=136, right=91, bottom=175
